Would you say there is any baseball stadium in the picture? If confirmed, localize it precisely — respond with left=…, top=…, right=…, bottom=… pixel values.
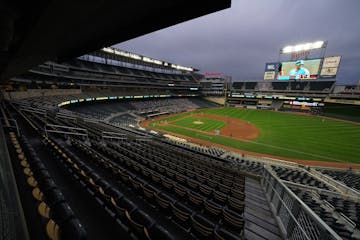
left=1, top=1, right=360, bottom=240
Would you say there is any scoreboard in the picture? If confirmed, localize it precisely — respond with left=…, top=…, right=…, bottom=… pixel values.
left=264, top=41, right=341, bottom=81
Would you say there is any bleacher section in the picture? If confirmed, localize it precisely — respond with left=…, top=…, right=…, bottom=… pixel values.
left=272, top=166, right=331, bottom=190
left=2, top=99, right=287, bottom=240
left=3, top=114, right=87, bottom=239
left=228, top=80, right=339, bottom=113
left=225, top=155, right=264, bottom=176
left=271, top=82, right=288, bottom=91
left=231, top=80, right=336, bottom=93
left=109, top=113, right=139, bottom=127
left=257, top=99, right=272, bottom=109
left=189, top=97, right=221, bottom=108
left=2, top=87, right=359, bottom=240
left=319, top=169, right=360, bottom=192
left=128, top=98, right=199, bottom=116
left=291, top=187, right=360, bottom=240
left=64, top=97, right=214, bottom=123
left=66, top=100, right=134, bottom=120
left=244, top=82, right=257, bottom=90
left=309, top=81, right=335, bottom=92
left=24, top=59, right=200, bottom=89
left=232, top=82, right=244, bottom=90
left=223, top=154, right=359, bottom=239
left=2, top=96, right=359, bottom=239
left=270, top=100, right=283, bottom=110
left=168, top=140, right=226, bottom=158
left=290, top=81, right=308, bottom=91
left=319, top=194, right=360, bottom=228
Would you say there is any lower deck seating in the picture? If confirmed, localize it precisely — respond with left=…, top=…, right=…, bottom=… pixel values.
left=7, top=132, right=86, bottom=240
left=225, top=156, right=264, bottom=175
left=11, top=97, right=357, bottom=240
left=169, top=140, right=225, bottom=158
left=34, top=122, right=246, bottom=240
left=309, top=81, right=335, bottom=92
left=319, top=169, right=360, bottom=192
left=291, top=187, right=359, bottom=240
left=86, top=139, right=246, bottom=238
left=318, top=193, right=360, bottom=226
left=272, top=166, right=330, bottom=190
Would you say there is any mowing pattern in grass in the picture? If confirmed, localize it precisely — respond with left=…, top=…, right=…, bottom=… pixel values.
left=172, top=117, right=227, bottom=132
left=150, top=108, right=360, bottom=163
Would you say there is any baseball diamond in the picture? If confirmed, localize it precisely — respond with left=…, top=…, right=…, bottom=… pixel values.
left=142, top=107, right=360, bottom=164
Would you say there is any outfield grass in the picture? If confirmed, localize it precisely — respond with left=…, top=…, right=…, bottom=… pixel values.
left=149, top=108, right=360, bottom=163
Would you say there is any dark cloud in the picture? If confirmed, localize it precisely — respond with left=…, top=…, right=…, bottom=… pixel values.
left=115, top=0, right=360, bottom=84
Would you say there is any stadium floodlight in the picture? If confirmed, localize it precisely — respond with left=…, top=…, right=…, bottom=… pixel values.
left=102, top=47, right=142, bottom=60
left=100, top=47, right=194, bottom=71
left=102, top=47, right=114, bottom=53
left=171, top=64, right=193, bottom=72
left=281, top=41, right=325, bottom=54
left=143, top=56, right=163, bottom=65
left=282, top=46, right=293, bottom=53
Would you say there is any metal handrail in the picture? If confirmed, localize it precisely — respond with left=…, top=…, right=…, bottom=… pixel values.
left=262, top=166, right=342, bottom=240
left=309, top=168, right=360, bottom=199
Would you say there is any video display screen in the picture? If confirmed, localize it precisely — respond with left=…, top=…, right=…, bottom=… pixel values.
left=277, top=59, right=321, bottom=80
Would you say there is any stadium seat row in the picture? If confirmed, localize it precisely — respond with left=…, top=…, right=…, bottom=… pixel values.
left=8, top=132, right=86, bottom=240
left=109, top=141, right=245, bottom=190
left=45, top=136, right=176, bottom=240
left=78, top=140, right=245, bottom=238
left=95, top=141, right=245, bottom=206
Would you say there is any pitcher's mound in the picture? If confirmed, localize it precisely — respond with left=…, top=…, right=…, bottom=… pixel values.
left=193, top=121, right=204, bottom=125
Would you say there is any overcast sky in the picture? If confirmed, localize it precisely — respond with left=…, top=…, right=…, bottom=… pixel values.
left=115, top=0, right=360, bottom=84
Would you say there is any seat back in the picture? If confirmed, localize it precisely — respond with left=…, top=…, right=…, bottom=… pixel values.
left=145, top=224, right=175, bottom=240
left=214, top=227, right=243, bottom=240
left=126, top=209, right=155, bottom=236
left=191, top=214, right=215, bottom=239
left=188, top=190, right=203, bottom=208
left=60, top=218, right=87, bottom=240
left=222, top=207, right=244, bottom=232
left=171, top=202, right=192, bottom=228
left=204, top=199, right=223, bottom=216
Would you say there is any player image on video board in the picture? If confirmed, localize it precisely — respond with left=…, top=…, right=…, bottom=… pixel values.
left=277, top=59, right=321, bottom=80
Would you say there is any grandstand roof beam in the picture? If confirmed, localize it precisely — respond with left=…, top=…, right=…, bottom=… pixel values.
left=0, top=0, right=231, bottom=81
